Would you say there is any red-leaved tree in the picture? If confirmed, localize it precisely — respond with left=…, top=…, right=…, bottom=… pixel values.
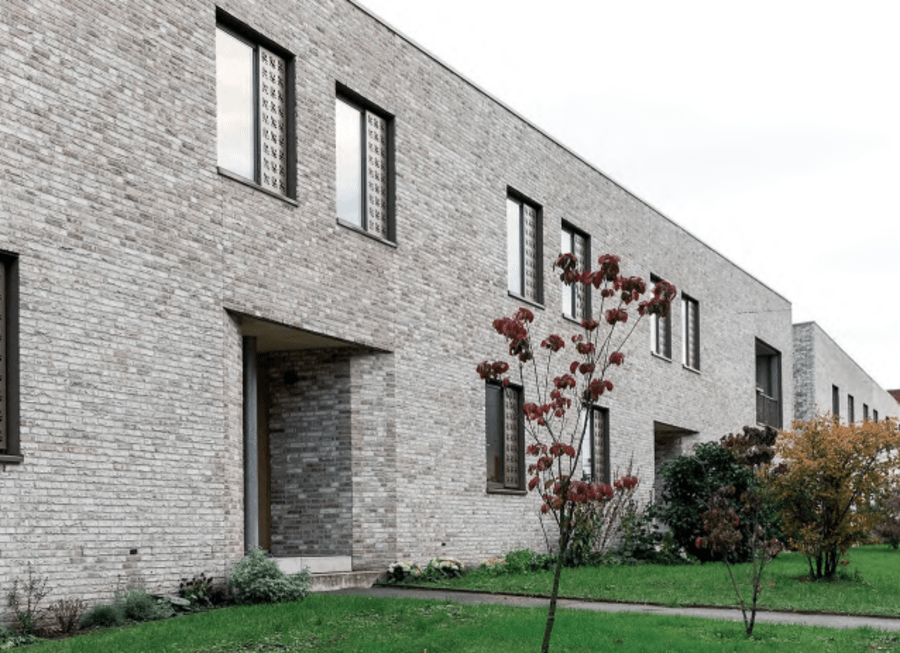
left=477, top=253, right=675, bottom=653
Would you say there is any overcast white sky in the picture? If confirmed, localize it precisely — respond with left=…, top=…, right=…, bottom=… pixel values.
left=358, top=0, right=900, bottom=391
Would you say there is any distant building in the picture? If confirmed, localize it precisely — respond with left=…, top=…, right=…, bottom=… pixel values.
left=793, top=322, right=899, bottom=424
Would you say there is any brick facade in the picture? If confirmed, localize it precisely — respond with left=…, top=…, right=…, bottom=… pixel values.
left=0, top=0, right=796, bottom=609
left=793, top=322, right=899, bottom=423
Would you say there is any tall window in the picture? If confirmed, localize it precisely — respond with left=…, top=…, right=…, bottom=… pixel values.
left=864, top=404, right=870, bottom=421
left=874, top=409, right=879, bottom=422
left=650, top=274, right=672, bottom=359
left=848, top=394, right=855, bottom=424
left=560, top=224, right=589, bottom=320
left=580, top=406, right=610, bottom=485
left=216, top=23, right=290, bottom=196
left=507, top=193, right=542, bottom=304
left=0, top=253, right=19, bottom=464
left=755, top=339, right=782, bottom=428
left=335, top=92, right=393, bottom=241
left=682, top=295, right=700, bottom=370
left=485, top=382, right=524, bottom=491
left=832, top=385, right=840, bottom=418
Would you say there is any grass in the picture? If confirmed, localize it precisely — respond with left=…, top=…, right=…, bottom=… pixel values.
left=16, top=594, right=900, bottom=653
left=396, top=545, right=900, bottom=616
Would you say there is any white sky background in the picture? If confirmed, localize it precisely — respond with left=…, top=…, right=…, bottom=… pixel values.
left=358, top=0, right=900, bottom=391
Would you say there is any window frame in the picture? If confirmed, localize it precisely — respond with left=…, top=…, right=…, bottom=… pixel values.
left=755, top=339, right=782, bottom=429
left=335, top=85, right=396, bottom=244
left=560, top=222, right=590, bottom=321
left=0, top=253, right=20, bottom=464
left=682, top=294, right=700, bottom=371
left=485, top=381, right=526, bottom=494
left=863, top=403, right=869, bottom=421
left=580, top=405, right=610, bottom=485
left=848, top=394, right=855, bottom=424
left=215, top=12, right=296, bottom=201
left=506, top=190, right=543, bottom=306
left=650, top=274, right=672, bottom=360
left=832, top=385, right=840, bottom=418
left=874, top=409, right=879, bottom=422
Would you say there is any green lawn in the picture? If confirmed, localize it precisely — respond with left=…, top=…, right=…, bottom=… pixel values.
left=19, top=594, right=900, bottom=653
left=397, top=545, right=900, bottom=616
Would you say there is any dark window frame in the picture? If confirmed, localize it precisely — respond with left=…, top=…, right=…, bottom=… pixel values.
left=863, top=403, right=869, bottom=421
left=215, top=11, right=296, bottom=200
left=335, top=84, right=396, bottom=244
left=755, top=339, right=782, bottom=429
left=506, top=189, right=544, bottom=306
left=874, top=409, right=879, bottom=422
left=560, top=222, right=591, bottom=321
left=0, top=253, right=20, bottom=464
left=682, top=294, right=700, bottom=371
left=848, top=394, right=855, bottom=424
left=832, top=385, right=840, bottom=418
left=485, top=381, right=526, bottom=494
left=650, top=274, right=672, bottom=360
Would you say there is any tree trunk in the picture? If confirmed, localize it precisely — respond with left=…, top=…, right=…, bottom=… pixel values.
left=541, top=515, right=572, bottom=653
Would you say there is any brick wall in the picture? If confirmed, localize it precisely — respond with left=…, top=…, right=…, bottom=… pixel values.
left=0, top=0, right=795, bottom=609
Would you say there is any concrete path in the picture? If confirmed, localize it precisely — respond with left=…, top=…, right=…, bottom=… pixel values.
left=337, top=586, right=900, bottom=632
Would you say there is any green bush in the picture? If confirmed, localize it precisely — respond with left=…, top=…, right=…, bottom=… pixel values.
left=79, top=602, right=125, bottom=630
left=0, top=623, right=39, bottom=648
left=654, top=441, right=755, bottom=562
left=502, top=549, right=555, bottom=574
left=119, top=588, right=174, bottom=622
left=227, top=548, right=310, bottom=605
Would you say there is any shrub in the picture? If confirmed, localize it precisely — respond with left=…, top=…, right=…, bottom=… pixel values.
left=654, top=441, right=755, bottom=562
left=0, top=623, right=39, bottom=649
left=501, top=549, right=554, bottom=574
left=6, top=564, right=51, bottom=635
left=48, top=597, right=87, bottom=634
left=227, top=548, right=310, bottom=605
left=611, top=504, right=690, bottom=565
left=874, top=489, right=900, bottom=549
left=387, top=561, right=422, bottom=583
left=118, top=588, right=174, bottom=622
left=79, top=603, right=125, bottom=630
left=178, top=573, right=214, bottom=610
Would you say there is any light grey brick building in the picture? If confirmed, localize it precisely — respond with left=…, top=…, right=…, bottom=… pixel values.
left=793, top=322, right=899, bottom=424
left=0, top=0, right=795, bottom=603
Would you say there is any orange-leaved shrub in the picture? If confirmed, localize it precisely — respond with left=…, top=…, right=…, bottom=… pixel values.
left=770, top=414, right=900, bottom=579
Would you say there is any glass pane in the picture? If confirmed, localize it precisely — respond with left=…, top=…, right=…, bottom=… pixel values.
left=216, top=28, right=255, bottom=180
left=336, top=99, right=362, bottom=226
left=561, top=230, right=572, bottom=316
left=579, top=408, right=592, bottom=481
left=507, top=199, right=522, bottom=294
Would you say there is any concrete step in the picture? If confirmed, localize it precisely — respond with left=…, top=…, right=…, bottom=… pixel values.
left=310, top=570, right=383, bottom=592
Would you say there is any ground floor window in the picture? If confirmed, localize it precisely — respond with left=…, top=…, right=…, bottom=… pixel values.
left=485, top=382, right=524, bottom=491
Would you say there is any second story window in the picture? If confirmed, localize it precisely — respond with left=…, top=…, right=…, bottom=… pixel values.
left=579, top=406, right=610, bottom=485
left=335, top=92, right=394, bottom=241
left=650, top=274, right=672, bottom=359
left=848, top=394, right=855, bottom=424
left=216, top=22, right=291, bottom=197
left=682, top=294, right=700, bottom=371
left=507, top=193, right=542, bottom=304
left=832, top=385, right=840, bottom=418
left=560, top=224, right=590, bottom=320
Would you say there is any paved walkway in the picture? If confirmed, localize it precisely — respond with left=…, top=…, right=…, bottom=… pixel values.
left=337, top=586, right=900, bottom=632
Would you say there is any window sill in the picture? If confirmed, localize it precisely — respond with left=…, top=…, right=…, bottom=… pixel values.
left=507, top=291, right=544, bottom=311
left=0, top=454, right=23, bottom=465
left=682, top=364, right=701, bottom=375
left=562, top=314, right=585, bottom=326
left=336, top=219, right=398, bottom=248
left=217, top=168, right=298, bottom=206
left=651, top=351, right=672, bottom=363
left=486, top=487, right=528, bottom=496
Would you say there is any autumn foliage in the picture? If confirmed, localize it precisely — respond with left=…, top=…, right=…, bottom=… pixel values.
left=478, top=253, right=674, bottom=653
left=770, top=414, right=900, bottom=579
